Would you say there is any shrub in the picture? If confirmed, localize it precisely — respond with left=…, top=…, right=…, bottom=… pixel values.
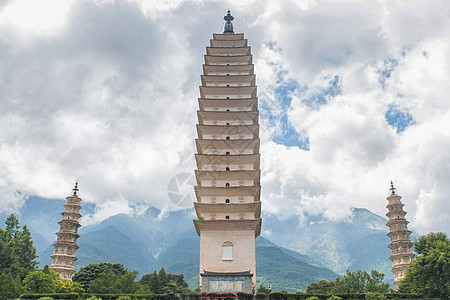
left=365, top=293, right=386, bottom=300
left=117, top=296, right=132, bottom=300
left=256, top=293, right=268, bottom=300
left=38, top=298, right=54, bottom=300
left=327, top=296, right=342, bottom=300
left=237, top=292, right=253, bottom=300
left=269, top=292, right=288, bottom=300
left=306, top=297, right=319, bottom=300
left=19, top=293, right=80, bottom=299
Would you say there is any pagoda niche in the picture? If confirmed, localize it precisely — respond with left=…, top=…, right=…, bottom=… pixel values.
left=386, top=181, right=414, bottom=290
left=50, top=182, right=82, bottom=280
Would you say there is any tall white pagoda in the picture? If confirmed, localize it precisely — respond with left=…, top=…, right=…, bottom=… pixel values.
left=386, top=181, right=414, bottom=290
left=51, top=182, right=82, bottom=280
left=193, top=11, right=261, bottom=293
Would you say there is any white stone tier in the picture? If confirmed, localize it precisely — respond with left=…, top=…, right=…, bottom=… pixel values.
left=210, top=39, right=247, bottom=48
left=207, top=47, right=251, bottom=56
left=199, top=98, right=258, bottom=112
left=51, top=253, right=77, bottom=261
left=200, top=86, right=256, bottom=99
left=213, top=33, right=244, bottom=40
left=196, top=138, right=260, bottom=155
left=203, top=65, right=254, bottom=76
left=56, top=231, right=80, bottom=238
left=201, top=75, right=255, bottom=87
left=195, top=170, right=260, bottom=186
left=58, top=219, right=81, bottom=227
left=194, top=219, right=261, bottom=237
left=194, top=202, right=261, bottom=219
left=51, top=266, right=76, bottom=272
left=205, top=55, right=252, bottom=66
left=195, top=154, right=260, bottom=170
left=196, top=124, right=259, bottom=140
left=195, top=186, right=260, bottom=202
left=197, top=111, right=258, bottom=125
left=386, top=218, right=410, bottom=227
left=53, top=240, right=79, bottom=249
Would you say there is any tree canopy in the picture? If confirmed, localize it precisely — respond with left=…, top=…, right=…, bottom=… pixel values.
left=0, top=214, right=38, bottom=280
left=399, top=232, right=450, bottom=300
left=332, top=270, right=390, bottom=294
left=138, top=268, right=190, bottom=294
left=72, top=262, right=128, bottom=290
left=306, top=280, right=334, bottom=294
left=306, top=270, right=390, bottom=294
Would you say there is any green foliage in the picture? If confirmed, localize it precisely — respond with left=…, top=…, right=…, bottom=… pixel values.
left=331, top=270, right=390, bottom=294
left=55, top=279, right=85, bottom=293
left=257, top=284, right=270, bottom=294
left=19, top=293, right=80, bottom=299
left=306, top=280, right=334, bottom=294
left=305, top=297, right=319, bottom=300
left=399, top=232, right=450, bottom=300
left=269, top=292, right=288, bottom=299
left=236, top=291, right=253, bottom=300
left=117, top=296, right=132, bottom=300
left=73, top=262, right=128, bottom=291
left=0, top=214, right=38, bottom=280
left=326, top=296, right=341, bottom=300
left=364, top=293, right=386, bottom=300
left=38, top=297, right=54, bottom=300
left=0, top=272, right=24, bottom=300
left=23, top=270, right=57, bottom=293
left=139, top=268, right=190, bottom=294
left=88, top=269, right=138, bottom=294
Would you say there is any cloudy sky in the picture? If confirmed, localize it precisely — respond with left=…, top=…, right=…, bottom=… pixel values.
left=0, top=0, right=449, bottom=235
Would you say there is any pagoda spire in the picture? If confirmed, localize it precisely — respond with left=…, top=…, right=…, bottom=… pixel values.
left=223, top=10, right=234, bottom=34
left=51, top=183, right=82, bottom=280
left=390, top=180, right=396, bottom=195
left=72, top=180, right=79, bottom=196
left=385, top=182, right=414, bottom=290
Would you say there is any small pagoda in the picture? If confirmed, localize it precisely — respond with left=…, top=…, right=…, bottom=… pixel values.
left=386, top=181, right=414, bottom=290
left=51, top=182, right=82, bottom=280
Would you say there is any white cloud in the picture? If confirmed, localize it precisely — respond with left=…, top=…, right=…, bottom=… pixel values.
left=0, top=0, right=449, bottom=235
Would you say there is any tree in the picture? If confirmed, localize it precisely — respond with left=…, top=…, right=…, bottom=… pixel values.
left=23, top=270, right=57, bottom=293
left=54, top=279, right=85, bottom=293
left=88, top=268, right=140, bottom=294
left=331, top=270, right=390, bottom=294
left=257, top=284, right=270, bottom=294
left=0, top=214, right=38, bottom=280
left=0, top=272, right=24, bottom=300
left=72, top=262, right=127, bottom=290
left=88, top=269, right=121, bottom=294
left=139, top=271, right=159, bottom=293
left=138, top=268, right=190, bottom=294
left=306, top=280, right=334, bottom=294
left=399, top=232, right=450, bottom=300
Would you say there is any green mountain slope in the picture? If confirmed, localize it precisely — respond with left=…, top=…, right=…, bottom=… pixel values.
left=3, top=198, right=402, bottom=291
left=263, top=208, right=395, bottom=282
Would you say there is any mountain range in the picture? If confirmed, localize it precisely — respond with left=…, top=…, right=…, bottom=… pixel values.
left=0, top=196, right=404, bottom=292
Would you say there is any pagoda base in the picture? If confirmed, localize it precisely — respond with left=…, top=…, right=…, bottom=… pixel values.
left=201, top=271, right=253, bottom=293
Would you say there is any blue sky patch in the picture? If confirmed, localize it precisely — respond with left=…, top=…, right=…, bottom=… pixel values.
left=301, top=75, right=342, bottom=109
left=377, top=58, right=398, bottom=90
left=259, top=60, right=310, bottom=150
left=385, top=104, right=415, bottom=133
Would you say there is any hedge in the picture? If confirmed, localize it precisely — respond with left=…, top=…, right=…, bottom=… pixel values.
left=19, top=292, right=423, bottom=300
left=19, top=293, right=80, bottom=299
left=84, top=294, right=178, bottom=300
